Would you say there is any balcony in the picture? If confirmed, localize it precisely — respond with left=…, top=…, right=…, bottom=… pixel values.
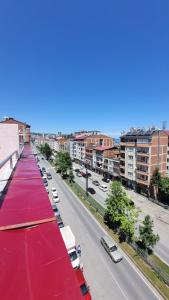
left=136, top=178, right=149, bottom=186
left=136, top=174, right=149, bottom=185
left=136, top=168, right=149, bottom=175
left=136, top=157, right=149, bottom=164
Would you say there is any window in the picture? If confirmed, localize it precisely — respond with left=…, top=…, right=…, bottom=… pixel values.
left=128, top=155, right=133, bottom=160
left=128, top=172, right=132, bottom=176
left=128, top=163, right=133, bottom=168
left=99, top=139, right=103, bottom=145
left=137, top=138, right=151, bottom=144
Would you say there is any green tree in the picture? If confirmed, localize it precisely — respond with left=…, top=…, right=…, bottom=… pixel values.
left=54, top=152, right=72, bottom=177
left=105, top=181, right=138, bottom=241
left=68, top=168, right=74, bottom=183
left=159, top=177, right=169, bottom=204
left=37, top=143, right=52, bottom=160
left=151, top=168, right=161, bottom=200
left=139, top=215, right=159, bottom=252
left=43, top=143, right=52, bottom=160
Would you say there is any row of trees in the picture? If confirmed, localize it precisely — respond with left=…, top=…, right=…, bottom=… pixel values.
left=105, top=181, right=159, bottom=253
left=151, top=168, right=169, bottom=204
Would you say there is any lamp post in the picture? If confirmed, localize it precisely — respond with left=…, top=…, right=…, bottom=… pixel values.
left=85, top=161, right=89, bottom=196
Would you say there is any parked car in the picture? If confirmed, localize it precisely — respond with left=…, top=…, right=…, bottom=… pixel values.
left=99, top=184, right=108, bottom=192
left=44, top=181, right=48, bottom=187
left=87, top=187, right=96, bottom=194
left=45, top=187, right=49, bottom=193
left=102, top=177, right=110, bottom=183
left=52, top=203, right=60, bottom=217
left=52, top=192, right=60, bottom=203
left=47, top=173, right=52, bottom=179
left=74, top=268, right=91, bottom=299
left=51, top=187, right=57, bottom=192
left=100, top=235, right=123, bottom=263
left=92, top=180, right=100, bottom=186
left=57, top=215, right=64, bottom=228
left=42, top=167, right=46, bottom=171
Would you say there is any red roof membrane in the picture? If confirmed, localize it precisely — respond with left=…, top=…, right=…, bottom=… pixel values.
left=0, top=222, right=83, bottom=300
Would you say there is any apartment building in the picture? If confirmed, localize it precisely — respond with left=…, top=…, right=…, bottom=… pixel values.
left=70, top=133, right=114, bottom=164
left=164, top=131, right=169, bottom=176
left=92, top=146, right=120, bottom=178
left=120, top=128, right=168, bottom=195
left=0, top=117, right=31, bottom=144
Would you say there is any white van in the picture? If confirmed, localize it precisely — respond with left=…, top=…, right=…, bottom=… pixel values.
left=99, top=184, right=108, bottom=192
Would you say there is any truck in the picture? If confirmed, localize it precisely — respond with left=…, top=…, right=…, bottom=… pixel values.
left=60, top=226, right=80, bottom=269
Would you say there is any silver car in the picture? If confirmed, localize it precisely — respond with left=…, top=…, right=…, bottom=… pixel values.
left=100, top=235, right=123, bottom=263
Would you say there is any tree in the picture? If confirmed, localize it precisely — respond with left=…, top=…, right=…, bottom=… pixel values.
left=159, top=177, right=169, bottom=204
left=151, top=168, right=161, bottom=200
left=37, top=143, right=52, bottom=160
left=43, top=143, right=52, bottom=160
left=54, top=152, right=72, bottom=177
left=139, top=215, right=159, bottom=252
left=68, top=168, right=74, bottom=183
left=105, top=181, right=138, bottom=241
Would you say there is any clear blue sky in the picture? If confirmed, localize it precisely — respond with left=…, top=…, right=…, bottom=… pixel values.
left=0, top=0, right=169, bottom=137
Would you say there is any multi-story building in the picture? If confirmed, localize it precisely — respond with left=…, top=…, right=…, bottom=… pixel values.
left=93, top=146, right=120, bottom=177
left=0, top=117, right=31, bottom=144
left=164, top=131, right=169, bottom=176
left=120, top=128, right=168, bottom=195
left=70, top=133, right=114, bottom=164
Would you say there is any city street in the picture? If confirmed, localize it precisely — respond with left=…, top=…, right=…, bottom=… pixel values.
left=72, top=162, right=169, bottom=266
left=37, top=154, right=162, bottom=300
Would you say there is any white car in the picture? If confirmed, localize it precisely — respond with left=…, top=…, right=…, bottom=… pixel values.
left=52, top=187, right=57, bottom=192
left=99, top=184, right=108, bottom=192
left=52, top=192, right=60, bottom=203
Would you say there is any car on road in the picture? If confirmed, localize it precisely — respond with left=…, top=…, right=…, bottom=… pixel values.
left=52, top=192, right=60, bottom=203
left=76, top=172, right=82, bottom=177
left=99, top=184, right=108, bottom=192
left=42, top=167, right=46, bottom=171
left=74, top=268, right=91, bottom=299
left=92, top=180, right=100, bottom=186
left=47, top=172, right=52, bottom=179
left=102, top=177, right=110, bottom=183
left=51, top=187, right=57, bottom=192
left=100, top=235, right=123, bottom=263
left=52, top=203, right=60, bottom=217
left=87, top=187, right=96, bottom=194
left=45, top=187, right=49, bottom=193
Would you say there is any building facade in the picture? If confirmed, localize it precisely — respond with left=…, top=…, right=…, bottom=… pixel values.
left=120, top=128, right=168, bottom=195
left=0, top=117, right=31, bottom=144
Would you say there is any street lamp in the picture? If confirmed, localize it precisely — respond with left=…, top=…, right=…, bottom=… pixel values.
left=85, top=161, right=89, bottom=196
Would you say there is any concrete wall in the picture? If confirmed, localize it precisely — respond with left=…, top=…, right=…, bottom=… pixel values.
left=0, top=124, right=20, bottom=192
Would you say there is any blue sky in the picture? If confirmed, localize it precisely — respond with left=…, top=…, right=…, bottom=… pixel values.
left=0, top=0, right=169, bottom=137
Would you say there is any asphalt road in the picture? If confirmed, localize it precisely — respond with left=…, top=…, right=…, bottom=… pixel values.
left=73, top=164, right=169, bottom=266
left=37, top=155, right=162, bottom=300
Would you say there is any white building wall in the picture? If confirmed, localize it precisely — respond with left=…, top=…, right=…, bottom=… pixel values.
left=125, top=147, right=136, bottom=181
left=0, top=124, right=20, bottom=193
